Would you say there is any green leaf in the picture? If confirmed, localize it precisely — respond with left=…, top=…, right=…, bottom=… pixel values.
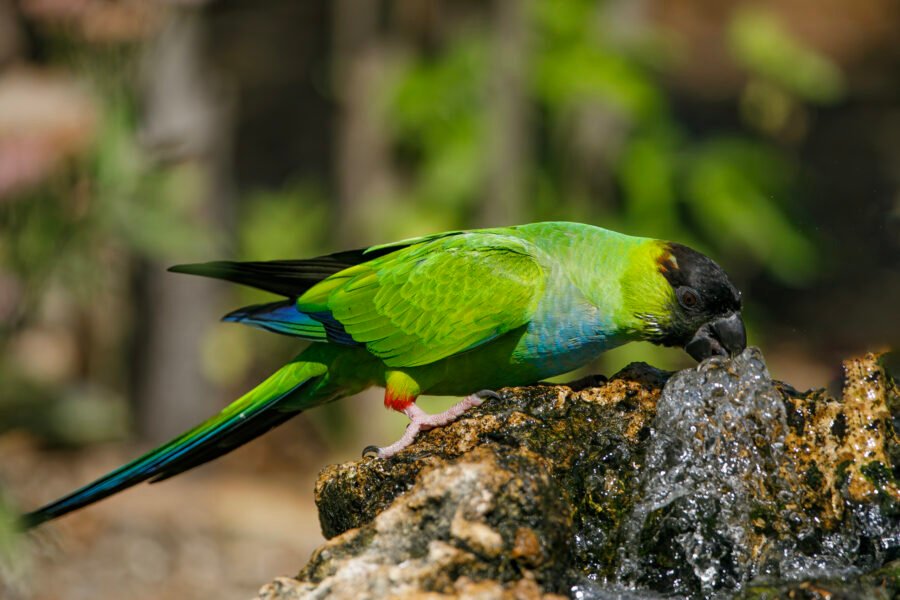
left=729, top=7, right=844, bottom=103
left=685, top=139, right=817, bottom=284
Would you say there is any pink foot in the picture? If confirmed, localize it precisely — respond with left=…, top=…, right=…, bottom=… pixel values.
left=363, top=390, right=500, bottom=458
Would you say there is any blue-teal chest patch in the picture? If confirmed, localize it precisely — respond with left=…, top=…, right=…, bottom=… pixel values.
left=514, top=289, right=621, bottom=377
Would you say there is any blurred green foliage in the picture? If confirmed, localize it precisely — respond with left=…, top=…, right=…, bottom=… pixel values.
left=0, top=66, right=216, bottom=448
left=383, top=0, right=831, bottom=288
left=533, top=0, right=668, bottom=122
left=1, top=93, right=213, bottom=323
left=386, top=35, right=489, bottom=230
left=0, top=491, right=27, bottom=589
left=238, top=183, right=330, bottom=263
left=685, top=138, right=817, bottom=282
left=730, top=7, right=844, bottom=104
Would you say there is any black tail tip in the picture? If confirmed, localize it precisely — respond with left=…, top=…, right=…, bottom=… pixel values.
left=18, top=511, right=50, bottom=531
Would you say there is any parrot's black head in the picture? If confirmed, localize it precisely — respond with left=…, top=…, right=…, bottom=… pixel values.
left=655, top=243, right=746, bottom=361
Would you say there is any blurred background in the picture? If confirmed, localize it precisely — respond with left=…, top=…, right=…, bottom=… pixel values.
left=0, top=0, right=897, bottom=598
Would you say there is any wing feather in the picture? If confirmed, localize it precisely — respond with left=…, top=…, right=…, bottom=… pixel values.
left=297, top=232, right=546, bottom=367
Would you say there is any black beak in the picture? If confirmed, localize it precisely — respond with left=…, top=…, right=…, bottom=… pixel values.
left=684, top=312, right=747, bottom=362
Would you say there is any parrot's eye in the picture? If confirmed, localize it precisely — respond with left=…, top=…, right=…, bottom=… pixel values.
left=677, top=286, right=701, bottom=310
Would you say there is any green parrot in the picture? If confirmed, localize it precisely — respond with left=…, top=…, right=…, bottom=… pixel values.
left=23, top=222, right=745, bottom=528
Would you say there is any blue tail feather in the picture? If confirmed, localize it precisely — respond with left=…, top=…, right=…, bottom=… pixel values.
left=224, top=301, right=328, bottom=340
left=22, top=360, right=325, bottom=529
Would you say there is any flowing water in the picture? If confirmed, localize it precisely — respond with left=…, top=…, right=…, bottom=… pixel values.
left=572, top=348, right=900, bottom=599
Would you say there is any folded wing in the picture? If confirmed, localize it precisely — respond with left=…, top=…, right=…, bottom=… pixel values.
left=298, top=233, right=547, bottom=367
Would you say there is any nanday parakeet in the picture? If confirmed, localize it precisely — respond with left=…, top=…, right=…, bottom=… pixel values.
left=23, top=221, right=745, bottom=527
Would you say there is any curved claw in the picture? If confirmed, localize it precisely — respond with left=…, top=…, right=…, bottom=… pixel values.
left=361, top=445, right=381, bottom=458
left=475, top=389, right=501, bottom=401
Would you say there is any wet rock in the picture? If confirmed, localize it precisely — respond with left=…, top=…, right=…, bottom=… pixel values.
left=782, top=354, right=900, bottom=515
left=262, top=446, right=570, bottom=599
left=738, top=558, right=900, bottom=599
left=256, top=350, right=900, bottom=599
left=314, top=362, right=667, bottom=560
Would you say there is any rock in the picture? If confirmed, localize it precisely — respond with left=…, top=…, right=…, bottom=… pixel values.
left=263, top=446, right=570, bottom=599
left=256, top=349, right=900, bottom=599
left=313, top=363, right=666, bottom=545
left=738, top=558, right=900, bottom=599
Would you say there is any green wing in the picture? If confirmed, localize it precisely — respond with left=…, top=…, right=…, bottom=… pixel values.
left=297, top=232, right=547, bottom=368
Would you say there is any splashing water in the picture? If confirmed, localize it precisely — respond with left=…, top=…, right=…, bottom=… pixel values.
left=573, top=348, right=900, bottom=599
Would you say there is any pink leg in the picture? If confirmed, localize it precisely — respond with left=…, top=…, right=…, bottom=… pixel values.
left=364, top=390, right=500, bottom=458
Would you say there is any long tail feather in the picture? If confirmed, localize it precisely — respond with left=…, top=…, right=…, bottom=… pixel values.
left=168, top=259, right=348, bottom=297
left=166, top=241, right=436, bottom=297
left=167, top=248, right=385, bottom=298
left=22, top=358, right=328, bottom=529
